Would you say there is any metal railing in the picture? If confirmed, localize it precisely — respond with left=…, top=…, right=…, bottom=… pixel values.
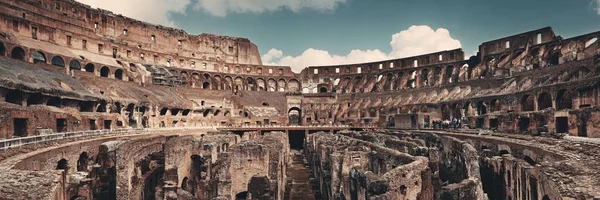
left=0, top=126, right=216, bottom=150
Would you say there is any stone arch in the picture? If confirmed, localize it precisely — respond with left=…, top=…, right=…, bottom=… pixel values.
left=256, top=78, right=266, bottom=91
left=0, top=42, right=5, bottom=56
left=267, top=78, right=277, bottom=92
left=32, top=51, right=46, bottom=64
left=235, top=192, right=248, bottom=200
left=160, top=108, right=169, bottom=116
left=288, top=79, right=300, bottom=92
left=51, top=56, right=65, bottom=67
left=542, top=195, right=550, bottom=200
left=202, top=82, right=210, bottom=89
left=441, top=104, right=451, bottom=120
left=234, top=76, right=244, bottom=91
left=521, top=95, right=535, bottom=111
left=85, top=63, right=95, bottom=73
left=115, top=69, right=124, bottom=80
left=446, top=65, right=455, bottom=83
left=319, top=87, right=328, bottom=93
left=464, top=102, right=474, bottom=117
left=490, top=99, right=502, bottom=112
left=69, top=60, right=81, bottom=71
left=56, top=158, right=68, bottom=170
left=27, top=93, right=44, bottom=106
left=289, top=107, right=301, bottom=125
left=246, top=77, right=255, bottom=91
left=100, top=66, right=110, bottom=77
left=77, top=152, right=89, bottom=171
left=556, top=89, right=572, bottom=110
left=433, top=66, right=442, bottom=86
left=5, top=90, right=24, bottom=105
left=538, top=92, right=552, bottom=110
left=477, top=100, right=487, bottom=115
left=47, top=97, right=61, bottom=107
left=181, top=177, right=189, bottom=191
left=278, top=79, right=287, bottom=92
left=421, top=68, right=430, bottom=87
left=10, top=46, right=25, bottom=60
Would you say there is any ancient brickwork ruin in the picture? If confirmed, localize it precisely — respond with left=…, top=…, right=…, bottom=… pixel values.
left=0, top=0, right=599, bottom=200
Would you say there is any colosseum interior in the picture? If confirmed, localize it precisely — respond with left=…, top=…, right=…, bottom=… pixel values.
left=0, top=0, right=599, bottom=200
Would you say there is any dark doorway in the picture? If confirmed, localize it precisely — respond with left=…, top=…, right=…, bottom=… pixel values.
left=56, top=118, right=67, bottom=133
left=410, top=115, right=417, bottom=129
left=476, top=118, right=485, bottom=129
left=555, top=117, right=568, bottom=133
left=10, top=47, right=25, bottom=60
left=490, top=118, right=499, bottom=130
left=104, top=120, right=112, bottom=130
left=518, top=118, right=530, bottom=132
left=77, top=152, right=89, bottom=171
left=288, top=130, right=305, bottom=150
left=235, top=192, right=248, bottom=200
left=578, top=119, right=588, bottom=137
left=90, top=120, right=97, bottom=130
left=288, top=107, right=301, bottom=125
left=56, top=159, right=68, bottom=170
left=13, top=118, right=28, bottom=137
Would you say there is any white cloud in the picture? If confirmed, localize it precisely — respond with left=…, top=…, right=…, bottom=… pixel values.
left=594, top=0, right=600, bottom=15
left=76, top=0, right=194, bottom=26
left=194, top=0, right=347, bottom=17
left=263, top=25, right=462, bottom=72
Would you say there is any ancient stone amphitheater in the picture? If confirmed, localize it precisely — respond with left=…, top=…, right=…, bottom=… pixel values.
left=0, top=0, right=599, bottom=200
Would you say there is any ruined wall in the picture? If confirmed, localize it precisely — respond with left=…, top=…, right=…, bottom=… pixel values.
left=306, top=132, right=433, bottom=200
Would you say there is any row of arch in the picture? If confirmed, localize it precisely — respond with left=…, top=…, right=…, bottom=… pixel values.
left=178, top=71, right=301, bottom=92
left=316, top=64, right=477, bottom=94
left=0, top=42, right=127, bottom=80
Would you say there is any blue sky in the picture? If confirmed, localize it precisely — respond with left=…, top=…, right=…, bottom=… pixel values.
left=79, top=0, right=600, bottom=71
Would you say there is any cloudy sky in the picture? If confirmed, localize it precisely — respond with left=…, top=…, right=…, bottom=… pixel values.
left=78, top=0, right=600, bottom=72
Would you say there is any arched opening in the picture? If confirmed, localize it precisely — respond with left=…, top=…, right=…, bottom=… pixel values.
left=79, top=101, right=94, bottom=112
left=446, top=66, right=455, bottom=83
left=202, top=82, right=210, bottom=89
left=498, top=150, right=510, bottom=156
left=477, top=101, right=487, bottom=115
left=181, top=177, right=189, bottom=192
left=77, top=152, right=89, bottom=171
left=0, top=42, right=5, bottom=56
left=27, top=93, right=44, bottom=106
left=542, top=195, right=550, bottom=200
left=235, top=192, right=248, bottom=200
left=69, top=60, right=81, bottom=71
left=51, top=56, right=65, bottom=67
left=32, top=51, right=46, bottom=64
left=556, top=90, right=572, bottom=110
left=100, top=66, right=110, bottom=77
left=47, top=97, right=61, bottom=107
left=115, top=69, right=123, bottom=80
left=288, top=107, right=301, bottom=125
left=549, top=52, right=560, bottom=66
left=85, top=63, right=95, bottom=73
left=441, top=104, right=451, bottom=120
left=488, top=100, right=500, bottom=113
left=421, top=68, right=430, bottom=86
left=160, top=108, right=169, bottom=116
left=10, top=47, right=25, bottom=60
left=5, top=90, right=24, bottom=105
left=524, top=156, right=536, bottom=166
left=521, top=95, right=534, bottom=111
left=56, top=159, right=68, bottom=170
left=537, top=92, right=552, bottom=110
left=319, top=87, right=328, bottom=93
left=96, top=101, right=107, bottom=113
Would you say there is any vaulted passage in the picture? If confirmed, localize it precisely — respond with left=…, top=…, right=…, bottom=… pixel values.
left=10, top=47, right=25, bottom=60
